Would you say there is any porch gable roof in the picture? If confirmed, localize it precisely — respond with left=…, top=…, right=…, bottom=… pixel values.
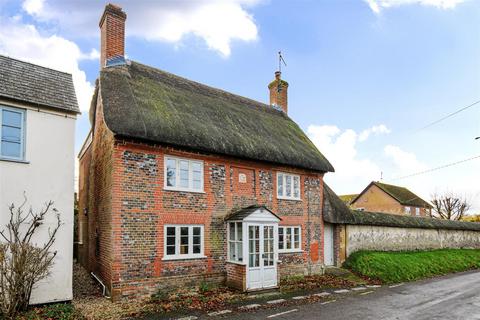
left=225, top=205, right=281, bottom=223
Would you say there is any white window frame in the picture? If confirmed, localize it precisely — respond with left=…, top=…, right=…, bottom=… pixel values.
left=404, top=206, right=411, bottom=214
left=277, top=172, right=301, bottom=200
left=415, top=207, right=420, bottom=216
left=227, top=221, right=244, bottom=264
left=0, top=105, right=26, bottom=161
left=278, top=226, right=302, bottom=253
left=163, top=224, right=205, bottom=260
left=164, top=156, right=204, bottom=193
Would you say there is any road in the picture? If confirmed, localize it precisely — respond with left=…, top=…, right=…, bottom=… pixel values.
left=227, top=270, right=480, bottom=320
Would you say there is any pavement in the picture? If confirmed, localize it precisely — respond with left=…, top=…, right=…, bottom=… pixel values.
left=222, top=270, right=480, bottom=320
left=154, top=270, right=480, bottom=320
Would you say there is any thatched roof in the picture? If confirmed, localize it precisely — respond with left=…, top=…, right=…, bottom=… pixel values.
left=323, top=183, right=356, bottom=224
left=338, top=194, right=358, bottom=205
left=98, top=61, right=334, bottom=172
left=323, top=183, right=480, bottom=231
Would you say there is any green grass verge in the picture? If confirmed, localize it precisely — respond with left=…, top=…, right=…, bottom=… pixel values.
left=344, top=249, right=480, bottom=284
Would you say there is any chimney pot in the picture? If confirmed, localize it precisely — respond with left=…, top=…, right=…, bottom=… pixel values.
left=99, top=3, right=127, bottom=68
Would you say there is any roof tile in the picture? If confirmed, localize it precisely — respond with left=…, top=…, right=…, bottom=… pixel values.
left=0, top=55, right=79, bottom=113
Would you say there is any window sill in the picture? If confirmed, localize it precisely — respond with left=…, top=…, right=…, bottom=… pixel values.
left=163, top=187, right=205, bottom=194
left=0, top=157, right=29, bottom=164
left=226, top=260, right=246, bottom=266
left=162, top=255, right=207, bottom=261
left=279, top=250, right=303, bottom=254
left=277, top=196, right=302, bottom=202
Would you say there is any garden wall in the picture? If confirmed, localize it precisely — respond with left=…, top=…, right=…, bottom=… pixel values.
left=346, top=225, right=480, bottom=256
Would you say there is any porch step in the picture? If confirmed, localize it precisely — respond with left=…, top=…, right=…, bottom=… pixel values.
left=246, top=287, right=279, bottom=296
left=324, top=267, right=352, bottom=277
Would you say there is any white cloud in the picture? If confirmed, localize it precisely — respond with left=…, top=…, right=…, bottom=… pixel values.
left=0, top=17, right=94, bottom=112
left=307, top=125, right=382, bottom=193
left=384, top=144, right=427, bottom=175
left=21, top=0, right=260, bottom=57
left=22, top=0, right=44, bottom=15
left=307, top=124, right=479, bottom=212
left=365, top=0, right=465, bottom=13
left=359, top=124, right=391, bottom=142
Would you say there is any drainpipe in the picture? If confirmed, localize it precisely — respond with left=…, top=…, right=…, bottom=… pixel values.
left=91, top=272, right=110, bottom=298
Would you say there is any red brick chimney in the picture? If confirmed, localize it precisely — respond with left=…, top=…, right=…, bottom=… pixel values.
left=268, top=71, right=289, bottom=113
left=99, top=4, right=127, bottom=68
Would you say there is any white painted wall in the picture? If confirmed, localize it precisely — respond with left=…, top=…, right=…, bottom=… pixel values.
left=0, top=99, right=76, bottom=304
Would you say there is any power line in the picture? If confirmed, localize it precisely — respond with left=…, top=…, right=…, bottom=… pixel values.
left=417, top=99, right=480, bottom=132
left=389, top=154, right=480, bottom=181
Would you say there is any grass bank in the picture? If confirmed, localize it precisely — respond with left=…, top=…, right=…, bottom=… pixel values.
left=344, top=249, right=480, bottom=284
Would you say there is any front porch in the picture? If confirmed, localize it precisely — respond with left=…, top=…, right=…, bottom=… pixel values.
left=225, top=206, right=282, bottom=292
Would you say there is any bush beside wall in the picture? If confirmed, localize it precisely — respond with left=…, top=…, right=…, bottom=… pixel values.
left=344, top=249, right=480, bottom=283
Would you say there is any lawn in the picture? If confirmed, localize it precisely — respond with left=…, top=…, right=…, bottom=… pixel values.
left=344, top=249, right=480, bottom=284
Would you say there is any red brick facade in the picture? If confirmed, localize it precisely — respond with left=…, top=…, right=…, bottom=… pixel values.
left=78, top=101, right=327, bottom=300
left=268, top=71, right=288, bottom=113
left=99, top=4, right=126, bottom=68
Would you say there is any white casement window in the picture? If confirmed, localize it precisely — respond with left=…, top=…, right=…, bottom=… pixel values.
left=415, top=207, right=420, bottom=216
left=277, top=172, right=301, bottom=200
left=228, top=222, right=243, bottom=263
left=404, top=206, right=411, bottom=214
left=164, top=225, right=204, bottom=260
left=278, top=226, right=301, bottom=252
left=164, top=156, right=204, bottom=192
left=0, top=106, right=25, bottom=161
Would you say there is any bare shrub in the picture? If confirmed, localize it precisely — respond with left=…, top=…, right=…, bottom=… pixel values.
left=430, top=192, right=471, bottom=221
left=0, top=196, right=61, bottom=319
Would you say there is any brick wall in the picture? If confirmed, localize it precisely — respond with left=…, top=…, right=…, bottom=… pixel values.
left=77, top=144, right=91, bottom=267
left=99, top=4, right=126, bottom=68
left=268, top=72, right=288, bottom=113
left=80, top=112, right=327, bottom=300
left=352, top=184, right=429, bottom=217
left=225, top=263, right=246, bottom=291
left=78, top=97, right=116, bottom=291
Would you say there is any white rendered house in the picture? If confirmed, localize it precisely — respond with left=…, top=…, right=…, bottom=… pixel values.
left=0, top=55, right=79, bottom=304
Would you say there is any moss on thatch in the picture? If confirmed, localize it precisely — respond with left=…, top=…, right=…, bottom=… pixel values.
left=323, top=183, right=356, bottom=224
left=99, top=61, right=334, bottom=172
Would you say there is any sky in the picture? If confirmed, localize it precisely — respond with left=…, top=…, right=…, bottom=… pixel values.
left=0, top=0, right=479, bottom=212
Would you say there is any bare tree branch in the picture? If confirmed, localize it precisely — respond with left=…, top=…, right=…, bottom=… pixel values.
left=430, top=192, right=471, bottom=221
left=0, top=196, right=61, bottom=319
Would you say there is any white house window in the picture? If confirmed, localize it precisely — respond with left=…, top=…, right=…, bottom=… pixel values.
left=164, top=225, right=204, bottom=260
left=277, top=172, right=300, bottom=200
left=415, top=207, right=420, bottom=216
left=278, top=226, right=301, bottom=252
left=228, top=222, right=243, bottom=263
left=0, top=106, right=25, bottom=160
left=165, top=156, right=203, bottom=192
left=404, top=206, right=411, bottom=214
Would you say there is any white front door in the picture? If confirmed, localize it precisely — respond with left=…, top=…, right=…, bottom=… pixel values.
left=324, top=223, right=334, bottom=266
left=247, top=224, right=277, bottom=290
